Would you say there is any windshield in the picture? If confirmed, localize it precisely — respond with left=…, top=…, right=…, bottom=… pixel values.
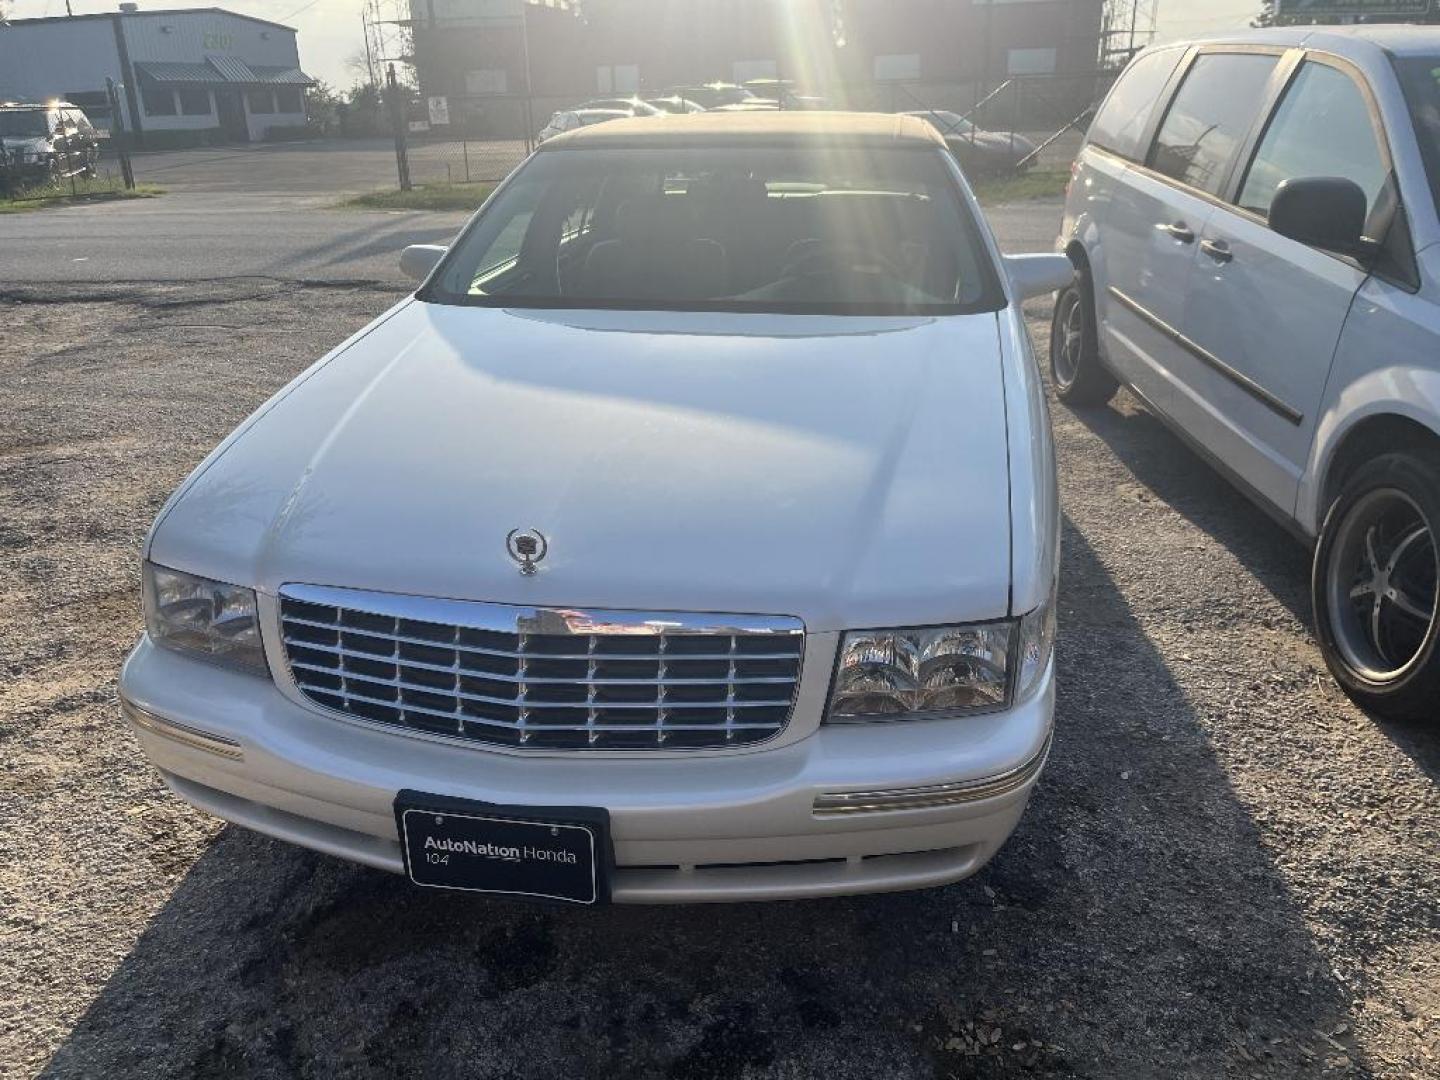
left=0, top=111, right=51, bottom=138
left=425, top=145, right=1000, bottom=316
left=1395, top=56, right=1440, bottom=216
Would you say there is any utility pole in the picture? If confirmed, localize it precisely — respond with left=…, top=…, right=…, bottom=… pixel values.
left=387, top=62, right=411, bottom=190
left=362, top=7, right=377, bottom=89
left=520, top=1, right=535, bottom=152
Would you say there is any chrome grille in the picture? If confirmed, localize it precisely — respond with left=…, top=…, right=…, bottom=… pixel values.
left=278, top=585, right=804, bottom=750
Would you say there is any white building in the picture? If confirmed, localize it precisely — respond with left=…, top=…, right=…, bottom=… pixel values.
left=0, top=5, right=314, bottom=145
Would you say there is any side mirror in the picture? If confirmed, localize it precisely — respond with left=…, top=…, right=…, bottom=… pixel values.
left=1003, top=253, right=1075, bottom=301
left=1269, top=177, right=1367, bottom=256
left=399, top=243, right=447, bottom=282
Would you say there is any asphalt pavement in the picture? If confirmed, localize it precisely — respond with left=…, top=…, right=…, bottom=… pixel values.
left=0, top=180, right=1054, bottom=290
left=0, top=193, right=472, bottom=285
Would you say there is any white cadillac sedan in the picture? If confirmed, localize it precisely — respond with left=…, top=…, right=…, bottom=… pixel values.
left=119, top=113, right=1071, bottom=905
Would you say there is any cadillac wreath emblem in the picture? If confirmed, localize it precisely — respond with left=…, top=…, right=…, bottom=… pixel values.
left=506, top=528, right=548, bottom=576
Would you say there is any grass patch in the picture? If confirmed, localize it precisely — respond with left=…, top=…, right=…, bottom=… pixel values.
left=340, top=181, right=500, bottom=211
left=344, top=173, right=1064, bottom=213
left=973, top=169, right=1069, bottom=205
left=0, top=182, right=163, bottom=214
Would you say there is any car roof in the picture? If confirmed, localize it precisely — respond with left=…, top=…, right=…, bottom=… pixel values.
left=1172, top=23, right=1440, bottom=58
left=539, top=110, right=945, bottom=151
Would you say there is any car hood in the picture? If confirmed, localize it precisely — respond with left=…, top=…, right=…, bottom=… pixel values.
left=150, top=301, right=1015, bottom=631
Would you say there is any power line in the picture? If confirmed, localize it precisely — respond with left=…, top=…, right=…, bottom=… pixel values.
left=277, top=0, right=326, bottom=23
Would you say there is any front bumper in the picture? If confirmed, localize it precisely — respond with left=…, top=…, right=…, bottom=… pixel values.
left=119, top=636, right=1054, bottom=903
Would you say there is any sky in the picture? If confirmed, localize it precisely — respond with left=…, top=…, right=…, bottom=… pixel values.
left=1154, top=0, right=1266, bottom=43
left=6, top=0, right=1270, bottom=95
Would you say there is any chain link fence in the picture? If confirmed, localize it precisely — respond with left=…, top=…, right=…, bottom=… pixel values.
left=380, top=70, right=1114, bottom=192
left=400, top=136, right=530, bottom=186
left=0, top=144, right=134, bottom=203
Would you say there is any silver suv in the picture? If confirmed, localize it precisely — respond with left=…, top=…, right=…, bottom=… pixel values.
left=0, top=101, right=100, bottom=188
left=1055, top=27, right=1440, bottom=720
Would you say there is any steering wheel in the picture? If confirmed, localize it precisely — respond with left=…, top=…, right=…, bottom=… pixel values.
left=780, top=242, right=900, bottom=281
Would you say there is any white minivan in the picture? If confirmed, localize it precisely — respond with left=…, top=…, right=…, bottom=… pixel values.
left=1056, top=26, right=1440, bottom=721
left=120, top=113, right=1071, bottom=904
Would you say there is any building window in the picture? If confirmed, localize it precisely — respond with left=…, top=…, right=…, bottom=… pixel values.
left=246, top=89, right=276, bottom=114
left=275, top=87, right=302, bottom=113
left=465, top=69, right=507, bottom=95
left=177, top=87, right=212, bottom=116
left=596, top=65, right=639, bottom=93
left=141, top=81, right=177, bottom=117
left=874, top=53, right=921, bottom=81
left=1006, top=48, right=1057, bottom=76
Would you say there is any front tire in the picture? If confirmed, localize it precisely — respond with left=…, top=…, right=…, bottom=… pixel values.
left=1049, top=273, right=1117, bottom=407
left=1313, top=451, right=1440, bottom=722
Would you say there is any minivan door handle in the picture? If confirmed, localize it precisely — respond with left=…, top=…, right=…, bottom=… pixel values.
left=1159, top=221, right=1196, bottom=243
left=1200, top=238, right=1233, bottom=264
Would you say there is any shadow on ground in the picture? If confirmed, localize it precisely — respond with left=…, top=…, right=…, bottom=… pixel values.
left=40, top=523, right=1364, bottom=1080
left=1073, top=393, right=1438, bottom=787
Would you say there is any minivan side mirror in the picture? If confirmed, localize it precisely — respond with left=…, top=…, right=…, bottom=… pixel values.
left=1003, top=253, right=1075, bottom=301
left=1269, top=177, right=1367, bottom=256
left=399, top=243, right=447, bottom=282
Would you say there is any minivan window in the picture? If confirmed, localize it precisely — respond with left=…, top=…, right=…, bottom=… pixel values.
left=1394, top=55, right=1440, bottom=219
left=1149, top=52, right=1280, bottom=195
left=1087, top=48, right=1185, bottom=160
left=427, top=146, right=1002, bottom=315
left=1239, top=61, right=1387, bottom=222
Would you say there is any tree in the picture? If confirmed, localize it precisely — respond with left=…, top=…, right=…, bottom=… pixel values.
left=344, top=48, right=376, bottom=90
left=336, top=81, right=385, bottom=137
left=304, top=81, right=343, bottom=136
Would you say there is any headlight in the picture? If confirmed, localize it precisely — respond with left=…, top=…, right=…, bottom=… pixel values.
left=143, top=562, right=268, bottom=675
left=826, top=623, right=1014, bottom=722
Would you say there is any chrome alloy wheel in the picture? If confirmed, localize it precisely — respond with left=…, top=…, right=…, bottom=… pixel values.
left=1053, top=288, right=1084, bottom=387
left=1325, top=487, right=1438, bottom=682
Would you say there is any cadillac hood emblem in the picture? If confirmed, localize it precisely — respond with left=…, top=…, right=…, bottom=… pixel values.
left=506, top=528, right=549, bottom=576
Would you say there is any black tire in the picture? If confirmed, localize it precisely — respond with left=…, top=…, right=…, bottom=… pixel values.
left=1049, top=271, right=1118, bottom=407
left=1312, top=450, right=1440, bottom=722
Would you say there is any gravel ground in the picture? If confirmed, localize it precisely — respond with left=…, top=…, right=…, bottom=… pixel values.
left=1, top=269, right=1437, bottom=1079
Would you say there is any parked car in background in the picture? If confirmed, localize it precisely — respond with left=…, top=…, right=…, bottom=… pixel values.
left=120, top=112, right=1072, bottom=905
left=646, top=95, right=706, bottom=114
left=902, top=109, right=1037, bottom=175
left=579, top=97, right=665, bottom=117
left=1056, top=26, right=1440, bottom=720
left=742, top=78, right=830, bottom=110
left=536, top=108, right=628, bottom=144
left=665, top=82, right=774, bottom=110
left=0, top=101, right=99, bottom=189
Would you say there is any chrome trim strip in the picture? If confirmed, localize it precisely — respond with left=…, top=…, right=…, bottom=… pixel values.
left=121, top=698, right=244, bottom=761
left=812, top=733, right=1051, bottom=816
left=1107, top=286, right=1304, bottom=426
left=291, top=668, right=794, bottom=712
left=287, top=653, right=797, bottom=687
left=280, top=627, right=799, bottom=666
left=280, top=584, right=805, bottom=638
